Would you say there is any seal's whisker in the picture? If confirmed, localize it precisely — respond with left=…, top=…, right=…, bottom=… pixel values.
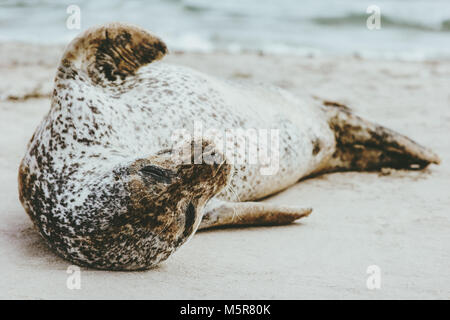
left=223, top=184, right=242, bottom=221
left=213, top=158, right=227, bottom=177
left=224, top=183, right=240, bottom=202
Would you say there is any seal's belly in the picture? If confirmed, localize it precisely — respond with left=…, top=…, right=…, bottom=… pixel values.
left=212, top=83, right=336, bottom=200
left=213, top=114, right=335, bottom=201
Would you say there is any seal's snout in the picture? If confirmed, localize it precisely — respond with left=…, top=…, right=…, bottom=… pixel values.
left=177, top=138, right=232, bottom=195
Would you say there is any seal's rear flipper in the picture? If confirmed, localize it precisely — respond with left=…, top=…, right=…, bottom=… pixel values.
left=199, top=199, right=312, bottom=230
left=59, top=22, right=167, bottom=85
left=322, top=103, right=441, bottom=172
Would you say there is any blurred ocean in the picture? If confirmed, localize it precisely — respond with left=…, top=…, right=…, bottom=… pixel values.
left=1, top=0, right=450, bottom=60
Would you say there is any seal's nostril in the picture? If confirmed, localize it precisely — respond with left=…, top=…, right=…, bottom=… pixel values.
left=183, top=202, right=196, bottom=238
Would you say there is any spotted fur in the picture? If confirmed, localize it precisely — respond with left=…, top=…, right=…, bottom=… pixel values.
left=18, top=23, right=440, bottom=270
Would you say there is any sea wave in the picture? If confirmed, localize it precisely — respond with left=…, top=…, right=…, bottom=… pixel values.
left=0, top=0, right=449, bottom=60
left=313, top=13, right=450, bottom=32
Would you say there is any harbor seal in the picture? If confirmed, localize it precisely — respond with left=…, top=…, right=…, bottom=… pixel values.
left=18, top=23, right=440, bottom=270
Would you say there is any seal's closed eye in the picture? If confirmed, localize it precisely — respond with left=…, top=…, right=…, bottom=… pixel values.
left=140, top=165, right=174, bottom=184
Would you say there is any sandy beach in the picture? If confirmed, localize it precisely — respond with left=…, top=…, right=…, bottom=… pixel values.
left=1, top=43, right=449, bottom=299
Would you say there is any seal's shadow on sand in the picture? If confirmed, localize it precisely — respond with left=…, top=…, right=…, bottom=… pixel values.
left=11, top=222, right=166, bottom=273
left=197, top=220, right=308, bottom=234
left=12, top=221, right=68, bottom=268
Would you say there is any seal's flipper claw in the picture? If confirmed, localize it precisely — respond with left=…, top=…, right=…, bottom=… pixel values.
left=60, top=22, right=167, bottom=86
left=322, top=104, right=441, bottom=172
left=199, top=200, right=312, bottom=230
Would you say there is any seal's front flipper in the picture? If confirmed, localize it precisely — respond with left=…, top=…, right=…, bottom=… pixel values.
left=60, top=22, right=167, bottom=86
left=321, top=103, right=441, bottom=173
left=198, top=199, right=312, bottom=230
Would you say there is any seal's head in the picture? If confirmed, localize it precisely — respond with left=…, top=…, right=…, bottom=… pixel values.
left=123, top=141, right=231, bottom=267
left=89, top=140, right=231, bottom=270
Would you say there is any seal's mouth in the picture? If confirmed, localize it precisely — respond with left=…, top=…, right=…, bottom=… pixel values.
left=183, top=201, right=196, bottom=238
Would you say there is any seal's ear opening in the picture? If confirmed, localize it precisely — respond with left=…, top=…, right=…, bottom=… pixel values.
left=60, top=22, right=168, bottom=85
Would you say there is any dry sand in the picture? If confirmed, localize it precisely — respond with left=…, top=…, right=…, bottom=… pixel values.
left=0, top=44, right=449, bottom=299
